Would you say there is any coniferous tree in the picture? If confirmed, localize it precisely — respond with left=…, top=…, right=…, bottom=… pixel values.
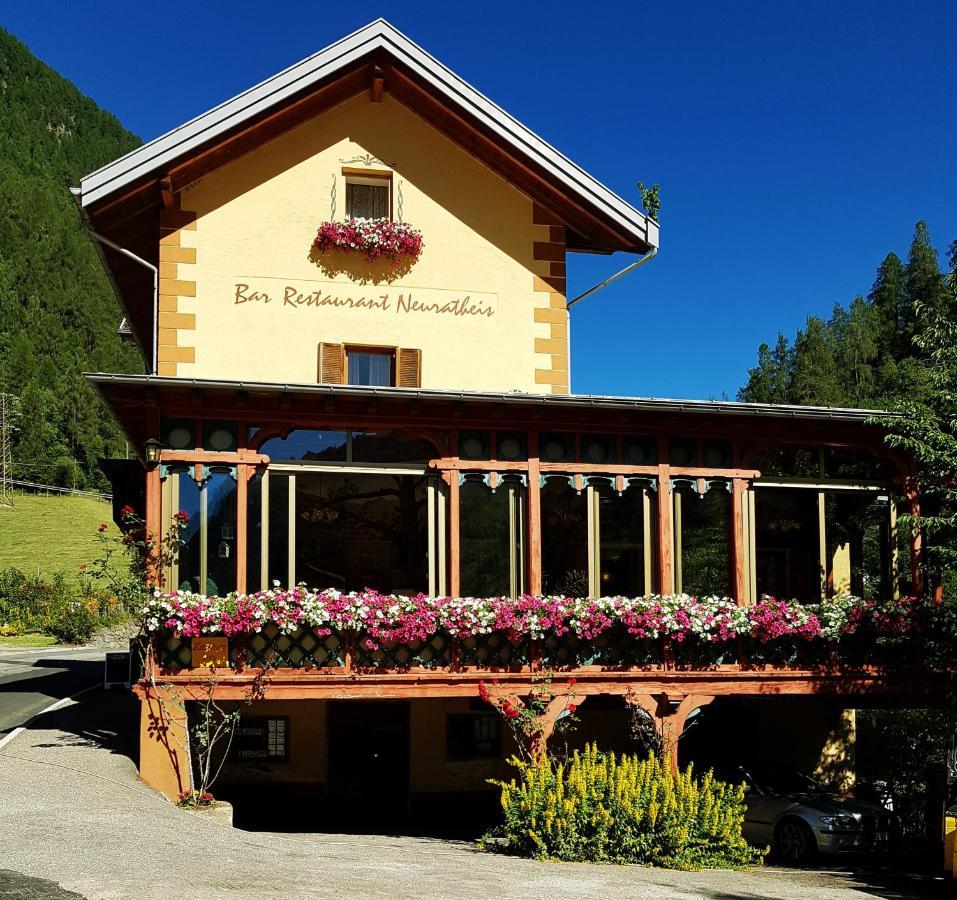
left=904, top=221, right=946, bottom=342
left=831, top=297, right=878, bottom=406
left=791, top=316, right=843, bottom=406
left=0, top=28, right=141, bottom=489
left=868, top=252, right=908, bottom=364
left=738, top=334, right=793, bottom=403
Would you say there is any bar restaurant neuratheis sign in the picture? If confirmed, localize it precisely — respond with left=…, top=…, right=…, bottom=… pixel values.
left=232, top=279, right=497, bottom=320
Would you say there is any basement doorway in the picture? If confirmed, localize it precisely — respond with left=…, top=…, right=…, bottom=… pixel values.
left=328, top=700, right=411, bottom=823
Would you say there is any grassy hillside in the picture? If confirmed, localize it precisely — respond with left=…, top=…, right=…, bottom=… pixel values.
left=0, top=492, right=123, bottom=579
left=0, top=27, right=143, bottom=491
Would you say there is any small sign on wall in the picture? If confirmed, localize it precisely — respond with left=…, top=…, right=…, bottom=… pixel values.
left=233, top=716, right=289, bottom=762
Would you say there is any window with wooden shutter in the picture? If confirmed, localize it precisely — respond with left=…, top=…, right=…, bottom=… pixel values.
left=318, top=342, right=345, bottom=384
left=396, top=347, right=421, bottom=387
left=345, top=176, right=390, bottom=220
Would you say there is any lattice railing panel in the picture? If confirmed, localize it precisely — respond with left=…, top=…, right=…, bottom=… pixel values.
left=235, top=624, right=344, bottom=668
left=355, top=631, right=452, bottom=668
left=542, top=629, right=658, bottom=668
left=460, top=632, right=528, bottom=668
left=160, top=634, right=192, bottom=669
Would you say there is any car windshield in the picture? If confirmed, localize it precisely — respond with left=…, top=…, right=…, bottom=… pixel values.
left=746, top=765, right=825, bottom=795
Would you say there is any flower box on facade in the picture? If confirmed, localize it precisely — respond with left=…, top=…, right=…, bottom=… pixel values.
left=311, top=218, right=424, bottom=265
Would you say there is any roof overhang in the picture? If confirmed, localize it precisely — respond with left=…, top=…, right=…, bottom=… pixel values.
left=74, top=21, right=659, bottom=355
left=85, top=373, right=893, bottom=462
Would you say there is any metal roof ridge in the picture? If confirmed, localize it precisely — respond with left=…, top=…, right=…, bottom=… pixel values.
left=82, top=373, right=898, bottom=418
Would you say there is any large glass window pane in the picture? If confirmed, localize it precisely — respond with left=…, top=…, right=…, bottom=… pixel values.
left=541, top=478, right=588, bottom=596
left=460, top=480, right=524, bottom=596
left=751, top=447, right=821, bottom=478
left=675, top=486, right=732, bottom=596
left=295, top=472, right=427, bottom=593
left=175, top=474, right=202, bottom=592
left=268, top=473, right=289, bottom=588
left=258, top=430, right=347, bottom=462
left=825, top=493, right=890, bottom=598
left=247, top=473, right=262, bottom=591
left=205, top=472, right=237, bottom=595
left=350, top=431, right=435, bottom=463
left=824, top=449, right=888, bottom=481
left=596, top=483, right=654, bottom=596
left=754, top=489, right=821, bottom=600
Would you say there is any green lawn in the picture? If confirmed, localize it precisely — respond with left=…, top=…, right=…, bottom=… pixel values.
left=0, top=633, right=58, bottom=649
left=0, top=492, right=121, bottom=580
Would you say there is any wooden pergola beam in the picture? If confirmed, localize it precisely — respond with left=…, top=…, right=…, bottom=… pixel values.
left=142, top=666, right=951, bottom=704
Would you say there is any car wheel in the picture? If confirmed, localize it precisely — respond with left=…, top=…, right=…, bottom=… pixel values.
left=774, top=818, right=816, bottom=865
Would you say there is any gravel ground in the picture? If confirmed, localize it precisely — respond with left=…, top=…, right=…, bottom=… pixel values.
left=0, top=690, right=946, bottom=900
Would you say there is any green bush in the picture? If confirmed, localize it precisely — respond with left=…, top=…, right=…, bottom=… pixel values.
left=0, top=568, right=68, bottom=632
left=46, top=597, right=98, bottom=644
left=485, top=744, right=766, bottom=870
left=0, top=567, right=129, bottom=643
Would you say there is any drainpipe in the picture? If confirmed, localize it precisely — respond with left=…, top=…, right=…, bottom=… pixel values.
left=566, top=246, right=658, bottom=309
left=69, top=188, right=159, bottom=375
left=563, top=245, right=657, bottom=390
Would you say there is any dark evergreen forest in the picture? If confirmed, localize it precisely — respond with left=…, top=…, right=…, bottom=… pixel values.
left=740, top=220, right=957, bottom=412
left=0, top=28, right=142, bottom=490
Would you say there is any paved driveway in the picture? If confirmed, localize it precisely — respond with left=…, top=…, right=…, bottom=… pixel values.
left=0, top=646, right=104, bottom=736
left=0, top=690, right=947, bottom=900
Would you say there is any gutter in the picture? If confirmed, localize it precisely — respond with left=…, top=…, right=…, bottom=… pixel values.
left=84, top=372, right=898, bottom=423
left=70, top=188, right=159, bottom=375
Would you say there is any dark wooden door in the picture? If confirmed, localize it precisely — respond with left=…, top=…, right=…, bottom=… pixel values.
left=327, top=701, right=411, bottom=815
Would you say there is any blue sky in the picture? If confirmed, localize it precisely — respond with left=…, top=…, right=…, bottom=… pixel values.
left=4, top=1, right=956, bottom=400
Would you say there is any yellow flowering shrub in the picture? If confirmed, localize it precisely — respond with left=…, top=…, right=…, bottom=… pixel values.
left=484, top=744, right=766, bottom=870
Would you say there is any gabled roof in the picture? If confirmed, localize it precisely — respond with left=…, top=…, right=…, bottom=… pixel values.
left=77, top=19, right=657, bottom=255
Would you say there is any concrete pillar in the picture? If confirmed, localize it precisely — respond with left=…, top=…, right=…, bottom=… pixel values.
left=138, top=689, right=190, bottom=800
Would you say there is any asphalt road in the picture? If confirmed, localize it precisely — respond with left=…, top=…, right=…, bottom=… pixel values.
left=0, top=646, right=104, bottom=736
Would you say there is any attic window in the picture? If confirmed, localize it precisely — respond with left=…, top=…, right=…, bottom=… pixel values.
left=345, top=174, right=391, bottom=220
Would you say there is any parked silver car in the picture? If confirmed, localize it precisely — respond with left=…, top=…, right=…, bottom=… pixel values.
left=729, top=763, right=899, bottom=864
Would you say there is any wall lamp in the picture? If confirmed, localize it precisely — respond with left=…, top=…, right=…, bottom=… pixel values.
left=144, top=437, right=162, bottom=467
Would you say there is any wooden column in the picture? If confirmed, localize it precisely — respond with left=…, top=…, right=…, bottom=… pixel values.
left=145, top=466, right=162, bottom=586
left=527, top=429, right=542, bottom=595
left=625, top=692, right=714, bottom=770
left=906, top=478, right=923, bottom=597
left=145, top=403, right=162, bottom=587
left=448, top=432, right=461, bottom=596
left=731, top=479, right=748, bottom=605
left=235, top=465, right=248, bottom=593
left=656, top=436, right=674, bottom=594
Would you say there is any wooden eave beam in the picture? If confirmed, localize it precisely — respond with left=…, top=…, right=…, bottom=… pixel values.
left=160, top=176, right=176, bottom=210
left=140, top=666, right=952, bottom=704
left=370, top=64, right=385, bottom=102
left=95, top=392, right=891, bottom=461
left=165, top=65, right=369, bottom=194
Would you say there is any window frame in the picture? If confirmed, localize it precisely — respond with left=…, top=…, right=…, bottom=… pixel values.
left=232, top=716, right=290, bottom=763
left=252, top=464, right=447, bottom=596
left=446, top=711, right=502, bottom=761
left=344, top=173, right=392, bottom=221
left=345, top=344, right=396, bottom=387
left=749, top=480, right=895, bottom=601
left=458, top=475, right=526, bottom=598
